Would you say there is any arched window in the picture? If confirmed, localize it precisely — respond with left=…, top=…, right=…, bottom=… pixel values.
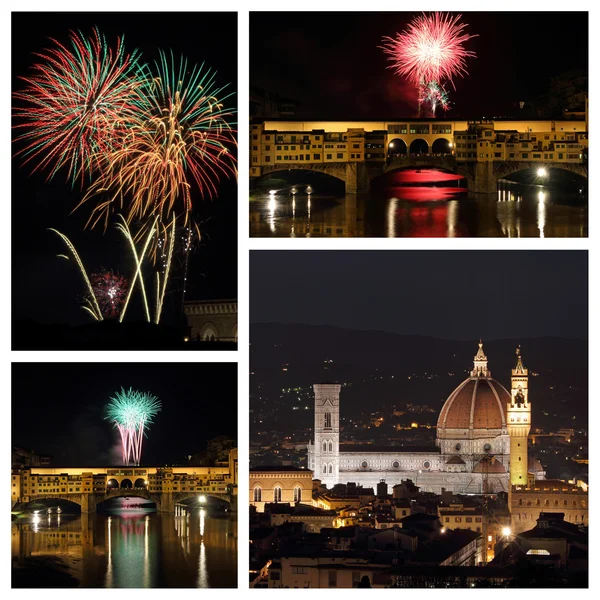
left=324, top=412, right=332, bottom=428
left=294, top=487, right=302, bottom=503
left=323, top=464, right=327, bottom=474
left=273, top=486, right=282, bottom=503
left=328, top=463, right=333, bottom=474
left=329, top=441, right=333, bottom=452
left=544, top=500, right=549, bottom=506
left=322, top=441, right=327, bottom=452
left=253, top=487, right=262, bottom=503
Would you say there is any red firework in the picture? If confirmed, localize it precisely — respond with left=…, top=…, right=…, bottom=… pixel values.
left=381, top=12, right=477, bottom=108
left=90, top=269, right=129, bottom=319
left=13, top=27, right=143, bottom=185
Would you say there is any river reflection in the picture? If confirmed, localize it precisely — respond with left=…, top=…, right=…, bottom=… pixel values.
left=249, top=182, right=587, bottom=238
left=12, top=508, right=237, bottom=588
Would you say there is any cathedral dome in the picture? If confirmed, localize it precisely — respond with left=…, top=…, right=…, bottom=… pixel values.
left=437, top=343, right=510, bottom=438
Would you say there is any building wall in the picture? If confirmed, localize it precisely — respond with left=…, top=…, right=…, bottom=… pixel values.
left=332, top=468, right=509, bottom=495
left=509, top=482, right=588, bottom=533
left=249, top=469, right=313, bottom=512
left=184, top=300, right=237, bottom=342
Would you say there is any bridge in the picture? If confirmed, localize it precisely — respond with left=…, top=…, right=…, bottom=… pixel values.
left=250, top=118, right=588, bottom=194
left=11, top=452, right=238, bottom=514
left=16, top=488, right=233, bottom=513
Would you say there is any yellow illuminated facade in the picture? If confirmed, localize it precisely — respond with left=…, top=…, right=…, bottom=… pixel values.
left=250, top=118, right=588, bottom=177
left=508, top=349, right=531, bottom=486
left=11, top=449, right=238, bottom=512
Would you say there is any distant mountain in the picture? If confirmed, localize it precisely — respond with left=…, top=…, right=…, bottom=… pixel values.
left=250, top=323, right=588, bottom=428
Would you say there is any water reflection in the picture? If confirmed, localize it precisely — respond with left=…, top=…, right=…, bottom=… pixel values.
left=12, top=508, right=237, bottom=588
left=250, top=181, right=587, bottom=238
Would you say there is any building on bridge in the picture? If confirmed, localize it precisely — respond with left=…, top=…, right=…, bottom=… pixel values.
left=11, top=449, right=238, bottom=513
left=250, top=118, right=587, bottom=193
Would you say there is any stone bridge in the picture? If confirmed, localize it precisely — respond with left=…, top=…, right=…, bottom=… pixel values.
left=258, top=158, right=587, bottom=195
left=14, top=490, right=234, bottom=514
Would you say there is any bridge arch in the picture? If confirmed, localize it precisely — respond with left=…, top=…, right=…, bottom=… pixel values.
left=107, top=478, right=119, bottom=488
left=134, top=478, right=147, bottom=489
left=120, top=478, right=133, bottom=489
left=257, top=166, right=347, bottom=185
left=409, top=138, right=429, bottom=155
left=173, top=491, right=232, bottom=506
left=22, top=495, right=82, bottom=508
left=495, top=163, right=587, bottom=183
left=432, top=137, right=452, bottom=155
left=387, top=138, right=408, bottom=156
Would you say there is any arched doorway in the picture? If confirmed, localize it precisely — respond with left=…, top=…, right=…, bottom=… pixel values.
left=199, top=322, right=219, bottom=342
left=409, top=139, right=429, bottom=155
left=432, top=138, right=451, bottom=155
left=120, top=478, right=133, bottom=489
left=387, top=138, right=408, bottom=157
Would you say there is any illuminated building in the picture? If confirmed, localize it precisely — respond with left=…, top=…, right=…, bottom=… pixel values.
left=11, top=449, right=238, bottom=513
left=308, top=343, right=545, bottom=494
left=184, top=299, right=238, bottom=342
left=250, top=118, right=587, bottom=193
left=249, top=466, right=313, bottom=512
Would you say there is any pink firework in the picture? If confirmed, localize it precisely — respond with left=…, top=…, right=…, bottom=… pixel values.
left=90, top=269, right=129, bottom=319
left=381, top=12, right=476, bottom=113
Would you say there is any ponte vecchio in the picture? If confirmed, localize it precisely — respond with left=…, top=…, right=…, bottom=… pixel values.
left=250, top=117, right=588, bottom=193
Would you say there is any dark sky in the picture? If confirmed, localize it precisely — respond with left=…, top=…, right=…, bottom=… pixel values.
left=12, top=12, right=237, bottom=326
left=12, top=363, right=237, bottom=466
left=250, top=250, right=588, bottom=341
left=250, top=11, right=588, bottom=119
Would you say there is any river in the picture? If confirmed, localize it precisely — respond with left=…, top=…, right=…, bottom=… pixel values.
left=249, top=177, right=587, bottom=238
left=12, top=506, right=237, bottom=588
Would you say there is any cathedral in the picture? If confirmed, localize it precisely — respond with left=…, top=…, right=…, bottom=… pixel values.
left=307, top=342, right=545, bottom=494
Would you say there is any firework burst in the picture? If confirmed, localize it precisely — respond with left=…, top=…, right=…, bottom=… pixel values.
left=81, top=49, right=237, bottom=243
left=13, top=27, right=143, bottom=185
left=89, top=269, right=129, bottom=319
left=105, top=387, right=161, bottom=466
left=381, top=12, right=476, bottom=115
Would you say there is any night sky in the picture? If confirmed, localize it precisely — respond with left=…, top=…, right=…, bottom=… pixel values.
left=12, top=12, right=237, bottom=326
left=250, top=11, right=588, bottom=119
left=12, top=363, right=237, bottom=467
left=250, top=251, right=588, bottom=341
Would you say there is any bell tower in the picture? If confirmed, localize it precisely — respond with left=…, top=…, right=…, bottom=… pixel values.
left=310, top=383, right=341, bottom=488
left=507, top=347, right=530, bottom=486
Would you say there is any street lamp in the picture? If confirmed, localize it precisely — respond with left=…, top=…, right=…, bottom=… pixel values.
left=502, top=526, right=511, bottom=537
left=536, top=167, right=547, bottom=178
left=198, top=495, right=206, bottom=504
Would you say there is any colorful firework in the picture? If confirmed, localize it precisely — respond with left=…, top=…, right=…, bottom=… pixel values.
left=420, top=80, right=450, bottom=114
left=81, top=49, right=237, bottom=244
left=13, top=27, right=143, bottom=185
left=89, top=269, right=129, bottom=319
left=381, top=12, right=476, bottom=115
left=49, top=228, right=103, bottom=321
left=105, top=388, right=161, bottom=466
